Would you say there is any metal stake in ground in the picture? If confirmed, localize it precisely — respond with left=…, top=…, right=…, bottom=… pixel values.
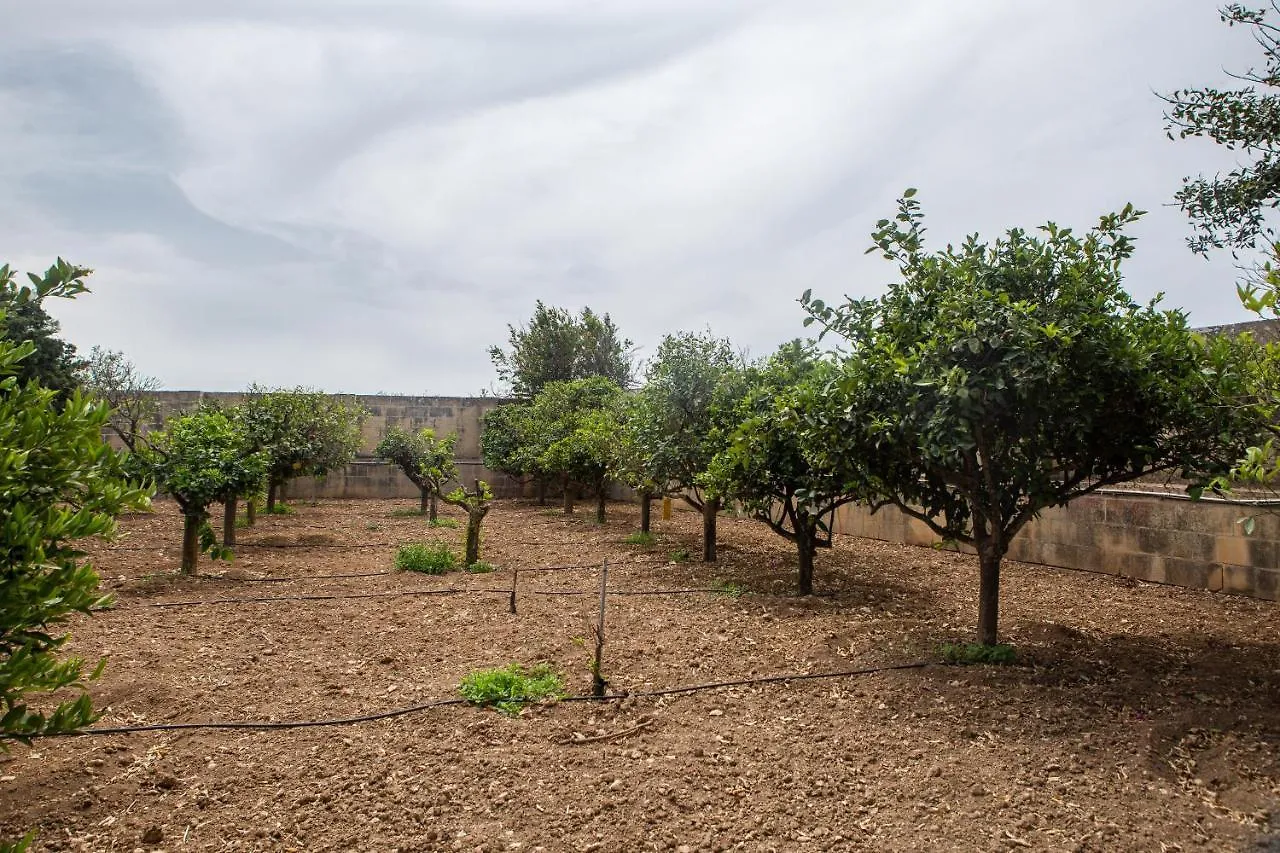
left=509, top=565, right=519, bottom=615
left=591, top=560, right=608, bottom=697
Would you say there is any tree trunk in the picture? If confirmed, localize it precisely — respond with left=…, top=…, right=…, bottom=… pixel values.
left=976, top=538, right=1004, bottom=646
left=246, top=497, right=256, bottom=527
left=420, top=487, right=430, bottom=515
left=796, top=524, right=816, bottom=596
left=267, top=479, right=279, bottom=513
left=639, top=492, right=652, bottom=533
left=223, top=497, right=237, bottom=550
left=181, top=513, right=201, bottom=576
left=429, top=494, right=438, bottom=523
left=536, top=478, right=547, bottom=506
left=595, top=486, right=607, bottom=524
left=562, top=476, right=574, bottom=515
left=702, top=497, right=720, bottom=562
left=465, top=510, right=482, bottom=566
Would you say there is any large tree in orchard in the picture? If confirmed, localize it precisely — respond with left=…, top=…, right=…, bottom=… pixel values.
left=0, top=261, right=151, bottom=761
left=803, top=192, right=1274, bottom=646
left=374, top=427, right=457, bottom=520
left=238, top=386, right=367, bottom=512
left=489, top=301, right=634, bottom=400
left=0, top=259, right=86, bottom=402
left=480, top=403, right=553, bottom=503
left=705, top=341, right=865, bottom=595
left=623, top=330, right=746, bottom=560
left=1164, top=3, right=1280, bottom=310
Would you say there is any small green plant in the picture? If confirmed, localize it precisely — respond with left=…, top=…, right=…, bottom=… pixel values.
left=669, top=547, right=691, bottom=563
left=366, top=522, right=382, bottom=532
left=711, top=579, right=747, bottom=598
left=395, top=542, right=457, bottom=574
left=623, top=531, right=657, bottom=546
left=459, top=663, right=565, bottom=715
left=263, top=503, right=295, bottom=516
left=387, top=507, right=425, bottom=518
left=428, top=517, right=459, bottom=529
left=465, top=561, right=497, bottom=574
left=940, top=642, right=1017, bottom=665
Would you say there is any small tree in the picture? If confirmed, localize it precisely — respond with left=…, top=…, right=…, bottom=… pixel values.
left=631, top=330, right=746, bottom=560
left=524, top=378, right=623, bottom=518
left=613, top=393, right=668, bottom=533
left=239, top=386, right=366, bottom=513
left=442, top=480, right=494, bottom=566
left=804, top=192, right=1274, bottom=645
left=79, top=346, right=161, bottom=452
left=134, top=408, right=267, bottom=574
left=489, top=301, right=634, bottom=400
left=1, top=262, right=151, bottom=755
left=374, top=426, right=457, bottom=520
left=705, top=342, right=863, bottom=595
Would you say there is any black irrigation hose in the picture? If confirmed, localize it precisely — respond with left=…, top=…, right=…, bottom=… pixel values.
left=242, top=570, right=394, bottom=582
left=128, top=585, right=743, bottom=609
left=44, top=661, right=931, bottom=738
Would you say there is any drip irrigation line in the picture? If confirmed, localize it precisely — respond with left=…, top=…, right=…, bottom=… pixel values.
left=241, top=570, right=394, bottom=582
left=125, top=585, right=740, bottom=609
left=41, top=661, right=932, bottom=738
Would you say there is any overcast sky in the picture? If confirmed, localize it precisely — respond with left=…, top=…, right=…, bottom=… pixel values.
left=2, top=1, right=1261, bottom=394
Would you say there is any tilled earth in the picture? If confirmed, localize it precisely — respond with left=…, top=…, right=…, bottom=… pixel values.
left=1, top=497, right=1277, bottom=852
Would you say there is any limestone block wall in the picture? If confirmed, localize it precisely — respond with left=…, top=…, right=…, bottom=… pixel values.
left=831, top=491, right=1280, bottom=601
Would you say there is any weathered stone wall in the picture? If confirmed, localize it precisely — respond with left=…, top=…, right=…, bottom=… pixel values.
left=831, top=491, right=1280, bottom=601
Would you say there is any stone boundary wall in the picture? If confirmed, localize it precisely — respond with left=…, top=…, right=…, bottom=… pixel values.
left=831, top=491, right=1280, bottom=601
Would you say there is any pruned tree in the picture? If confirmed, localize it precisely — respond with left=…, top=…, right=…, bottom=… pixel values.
left=238, top=386, right=367, bottom=513
left=442, top=479, right=493, bottom=566
left=803, top=191, right=1274, bottom=645
left=374, top=426, right=457, bottom=520
left=613, top=393, right=668, bottom=533
left=0, top=261, right=151, bottom=761
left=133, top=407, right=267, bottom=574
left=79, top=346, right=160, bottom=452
left=705, top=341, right=864, bottom=595
left=489, top=301, right=634, bottom=400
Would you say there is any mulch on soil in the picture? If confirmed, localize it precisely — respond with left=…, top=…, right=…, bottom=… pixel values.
left=1, top=497, right=1276, bottom=852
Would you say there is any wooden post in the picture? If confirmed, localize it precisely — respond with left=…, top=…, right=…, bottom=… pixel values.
left=591, top=560, right=608, bottom=697
left=509, top=565, right=519, bottom=615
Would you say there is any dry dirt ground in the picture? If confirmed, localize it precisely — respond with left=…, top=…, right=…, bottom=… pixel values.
left=1, top=497, right=1278, bottom=853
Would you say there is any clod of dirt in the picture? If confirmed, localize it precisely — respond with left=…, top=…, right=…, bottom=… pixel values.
left=140, top=825, right=163, bottom=844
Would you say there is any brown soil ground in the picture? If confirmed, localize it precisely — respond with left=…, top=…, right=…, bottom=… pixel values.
left=1, top=497, right=1278, bottom=853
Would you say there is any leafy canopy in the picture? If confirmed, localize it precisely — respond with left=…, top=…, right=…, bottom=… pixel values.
left=489, top=301, right=634, bottom=399
left=0, top=261, right=151, bottom=748
left=238, top=386, right=366, bottom=487
left=804, top=191, right=1273, bottom=642
left=374, top=426, right=457, bottom=495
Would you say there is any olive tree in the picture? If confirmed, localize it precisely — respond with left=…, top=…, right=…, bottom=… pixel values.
left=804, top=192, right=1273, bottom=645
left=705, top=342, right=865, bottom=595
left=134, top=408, right=267, bottom=574
left=1, top=261, right=151, bottom=756
left=374, top=426, right=457, bottom=520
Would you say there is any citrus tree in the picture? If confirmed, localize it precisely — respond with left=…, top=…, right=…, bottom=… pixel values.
left=134, top=407, right=267, bottom=574
left=705, top=341, right=866, bottom=595
left=238, top=386, right=366, bottom=513
left=804, top=192, right=1274, bottom=645
left=374, top=426, right=457, bottom=520
left=526, top=377, right=624, bottom=521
